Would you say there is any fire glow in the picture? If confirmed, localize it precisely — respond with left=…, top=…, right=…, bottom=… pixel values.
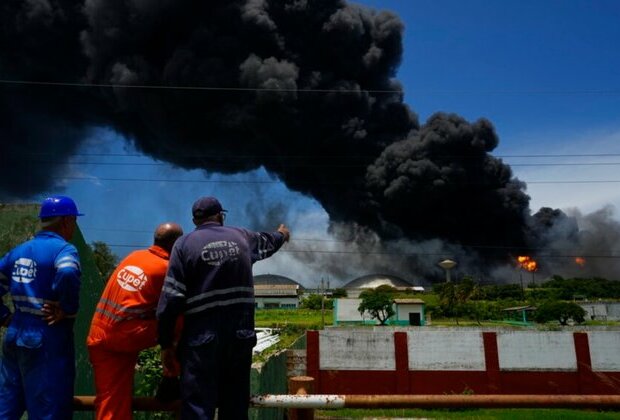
left=517, top=256, right=538, bottom=272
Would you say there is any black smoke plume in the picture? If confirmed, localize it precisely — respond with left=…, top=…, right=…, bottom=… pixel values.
left=1, top=0, right=617, bottom=280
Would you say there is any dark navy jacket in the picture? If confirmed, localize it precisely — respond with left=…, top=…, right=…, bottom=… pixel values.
left=156, top=222, right=286, bottom=348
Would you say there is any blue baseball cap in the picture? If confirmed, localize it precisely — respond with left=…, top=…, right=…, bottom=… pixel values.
left=192, top=196, right=227, bottom=219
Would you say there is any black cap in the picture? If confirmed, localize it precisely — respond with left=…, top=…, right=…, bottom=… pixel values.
left=192, top=196, right=226, bottom=219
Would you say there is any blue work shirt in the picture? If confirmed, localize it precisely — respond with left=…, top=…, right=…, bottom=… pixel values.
left=0, top=231, right=81, bottom=342
left=157, top=222, right=286, bottom=348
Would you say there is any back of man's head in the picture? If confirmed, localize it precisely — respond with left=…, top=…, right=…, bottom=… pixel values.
left=192, top=196, right=227, bottom=226
left=154, top=223, right=184, bottom=253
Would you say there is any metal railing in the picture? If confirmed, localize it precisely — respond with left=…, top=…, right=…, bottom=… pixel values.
left=73, top=376, right=620, bottom=419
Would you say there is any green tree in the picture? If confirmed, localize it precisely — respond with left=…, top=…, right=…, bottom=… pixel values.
left=434, top=278, right=482, bottom=324
left=534, top=301, right=586, bottom=325
left=456, top=277, right=482, bottom=325
left=436, top=282, right=459, bottom=324
left=542, top=276, right=620, bottom=300
left=481, top=284, right=524, bottom=301
left=300, top=294, right=333, bottom=310
left=0, top=213, right=38, bottom=255
left=331, top=288, right=347, bottom=298
left=358, top=285, right=396, bottom=325
left=90, top=241, right=119, bottom=281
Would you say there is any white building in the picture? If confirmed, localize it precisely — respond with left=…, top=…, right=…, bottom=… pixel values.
left=254, top=274, right=303, bottom=309
left=333, top=297, right=426, bottom=326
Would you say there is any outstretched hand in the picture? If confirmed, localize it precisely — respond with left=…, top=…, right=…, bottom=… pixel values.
left=42, top=302, right=68, bottom=325
left=277, top=224, right=290, bottom=242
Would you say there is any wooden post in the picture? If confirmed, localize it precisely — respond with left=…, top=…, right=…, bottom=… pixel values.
left=288, top=376, right=315, bottom=420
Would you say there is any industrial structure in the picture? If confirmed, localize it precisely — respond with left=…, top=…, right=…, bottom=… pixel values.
left=254, top=274, right=303, bottom=309
left=342, top=273, right=422, bottom=298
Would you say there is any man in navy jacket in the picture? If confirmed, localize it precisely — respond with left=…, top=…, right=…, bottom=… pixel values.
left=157, top=196, right=290, bottom=420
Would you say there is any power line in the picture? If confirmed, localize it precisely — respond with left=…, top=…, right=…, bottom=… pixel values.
left=2, top=79, right=620, bottom=96
left=82, top=227, right=353, bottom=243
left=88, top=230, right=620, bottom=254
left=20, top=152, right=620, bottom=159
left=81, top=227, right=620, bottom=252
left=55, top=175, right=620, bottom=185
left=55, top=176, right=279, bottom=184
left=29, top=159, right=620, bottom=168
left=527, top=180, right=620, bottom=184
left=0, top=79, right=401, bottom=94
left=102, top=243, right=620, bottom=259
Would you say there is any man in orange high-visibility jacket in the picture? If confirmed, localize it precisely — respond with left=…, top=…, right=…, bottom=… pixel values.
left=87, top=222, right=183, bottom=420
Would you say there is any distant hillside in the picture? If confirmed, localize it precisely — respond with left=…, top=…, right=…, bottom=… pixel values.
left=0, top=203, right=39, bottom=255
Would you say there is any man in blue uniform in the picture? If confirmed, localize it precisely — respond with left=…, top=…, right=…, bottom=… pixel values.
left=0, top=195, right=83, bottom=419
left=157, top=196, right=290, bottom=420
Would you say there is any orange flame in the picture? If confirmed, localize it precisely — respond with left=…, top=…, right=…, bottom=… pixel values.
left=575, top=257, right=586, bottom=267
left=517, top=256, right=538, bottom=272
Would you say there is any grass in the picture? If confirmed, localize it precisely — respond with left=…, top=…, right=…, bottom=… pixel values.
left=255, top=308, right=333, bottom=329
left=316, top=408, right=620, bottom=419
left=252, top=309, right=332, bottom=362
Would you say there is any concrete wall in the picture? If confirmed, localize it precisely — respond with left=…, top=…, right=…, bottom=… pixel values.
left=408, top=330, right=485, bottom=371
left=320, top=330, right=395, bottom=370
left=334, top=298, right=369, bottom=323
left=306, top=328, right=620, bottom=395
left=588, top=331, right=620, bottom=372
left=580, top=302, right=620, bottom=321
left=497, top=331, right=576, bottom=371
left=608, top=303, right=620, bottom=320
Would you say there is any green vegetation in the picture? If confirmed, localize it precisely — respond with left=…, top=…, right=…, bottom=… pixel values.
left=0, top=204, right=39, bottom=254
left=90, top=241, right=119, bottom=281
left=534, top=301, right=586, bottom=325
left=419, top=276, right=620, bottom=326
left=358, top=285, right=396, bottom=325
left=134, top=348, right=174, bottom=420
left=543, top=275, right=620, bottom=300
left=300, top=293, right=333, bottom=310
left=331, top=288, right=347, bottom=298
left=255, top=308, right=332, bottom=329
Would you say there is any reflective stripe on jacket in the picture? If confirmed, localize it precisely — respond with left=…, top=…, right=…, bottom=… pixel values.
left=0, top=231, right=81, bottom=330
left=157, top=223, right=286, bottom=348
left=89, top=246, right=169, bottom=328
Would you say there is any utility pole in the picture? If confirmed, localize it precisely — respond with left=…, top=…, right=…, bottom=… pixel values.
left=320, top=277, right=325, bottom=330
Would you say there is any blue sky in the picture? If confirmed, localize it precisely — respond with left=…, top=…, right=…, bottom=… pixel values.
left=41, top=0, right=620, bottom=286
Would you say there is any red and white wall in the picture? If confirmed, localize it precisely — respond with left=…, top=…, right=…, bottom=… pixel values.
left=305, top=329, right=620, bottom=395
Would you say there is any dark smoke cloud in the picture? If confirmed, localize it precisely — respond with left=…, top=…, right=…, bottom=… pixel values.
left=536, top=206, right=620, bottom=279
left=1, top=1, right=617, bottom=280
left=1, top=0, right=414, bottom=216
left=0, top=0, right=99, bottom=197
left=365, top=113, right=531, bottom=248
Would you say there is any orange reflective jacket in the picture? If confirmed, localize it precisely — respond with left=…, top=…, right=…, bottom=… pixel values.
left=89, top=245, right=169, bottom=330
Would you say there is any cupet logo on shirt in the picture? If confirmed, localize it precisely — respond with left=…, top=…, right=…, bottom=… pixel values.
left=201, top=240, right=240, bottom=266
left=12, top=258, right=37, bottom=283
left=116, top=265, right=148, bottom=292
